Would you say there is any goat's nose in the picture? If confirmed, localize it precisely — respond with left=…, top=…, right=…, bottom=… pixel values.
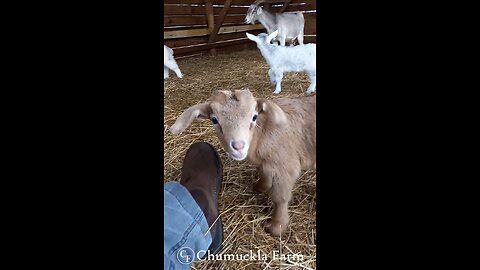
left=231, top=140, right=245, bottom=151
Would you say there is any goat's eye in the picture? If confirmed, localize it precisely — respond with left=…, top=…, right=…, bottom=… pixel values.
left=211, top=117, right=218, bottom=125
left=252, top=114, right=258, bottom=122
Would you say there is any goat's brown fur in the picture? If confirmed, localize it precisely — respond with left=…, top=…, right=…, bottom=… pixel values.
left=170, top=89, right=316, bottom=236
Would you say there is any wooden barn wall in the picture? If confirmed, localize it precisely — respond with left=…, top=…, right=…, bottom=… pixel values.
left=164, top=0, right=317, bottom=58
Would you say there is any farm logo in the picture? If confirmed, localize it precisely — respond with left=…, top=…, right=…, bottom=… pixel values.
left=176, top=246, right=304, bottom=262
left=177, top=247, right=195, bottom=264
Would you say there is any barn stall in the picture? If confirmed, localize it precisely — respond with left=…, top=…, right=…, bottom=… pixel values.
left=164, top=1, right=317, bottom=269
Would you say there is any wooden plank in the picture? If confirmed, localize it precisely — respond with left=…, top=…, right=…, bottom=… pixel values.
left=279, top=3, right=317, bottom=12
left=164, top=0, right=255, bottom=4
left=304, top=19, right=316, bottom=35
left=164, top=0, right=207, bottom=3
left=265, top=0, right=313, bottom=3
left=164, top=24, right=264, bottom=39
left=165, top=36, right=208, bottom=48
left=165, top=5, right=250, bottom=15
left=216, top=15, right=248, bottom=25
left=173, top=38, right=253, bottom=55
left=220, top=6, right=249, bottom=15
left=174, top=43, right=257, bottom=59
left=303, top=35, right=316, bottom=43
left=164, top=28, right=210, bottom=39
left=208, top=0, right=233, bottom=43
left=163, top=1, right=316, bottom=15
left=303, top=12, right=316, bottom=20
left=165, top=5, right=205, bottom=16
left=164, top=15, right=207, bottom=27
left=165, top=29, right=264, bottom=49
left=215, top=29, right=264, bottom=42
left=279, top=0, right=291, bottom=12
left=217, top=24, right=264, bottom=34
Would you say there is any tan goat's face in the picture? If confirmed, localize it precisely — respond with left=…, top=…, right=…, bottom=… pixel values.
left=209, top=90, right=258, bottom=161
left=169, top=89, right=260, bottom=161
left=170, top=89, right=288, bottom=161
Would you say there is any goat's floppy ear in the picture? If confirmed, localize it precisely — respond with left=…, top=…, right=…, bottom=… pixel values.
left=257, top=98, right=288, bottom=126
left=170, top=102, right=210, bottom=135
left=246, top=32, right=258, bottom=42
left=266, top=30, right=279, bottom=44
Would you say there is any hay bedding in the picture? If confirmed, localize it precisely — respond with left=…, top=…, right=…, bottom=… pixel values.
left=164, top=49, right=316, bottom=269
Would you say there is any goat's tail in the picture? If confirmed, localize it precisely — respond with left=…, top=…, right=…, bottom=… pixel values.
left=297, top=12, right=304, bottom=20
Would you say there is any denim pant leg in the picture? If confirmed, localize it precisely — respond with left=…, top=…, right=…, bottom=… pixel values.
left=164, top=181, right=212, bottom=270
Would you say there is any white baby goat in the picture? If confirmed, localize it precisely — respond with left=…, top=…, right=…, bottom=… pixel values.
left=170, top=89, right=316, bottom=236
left=246, top=30, right=316, bottom=94
left=164, top=45, right=183, bottom=79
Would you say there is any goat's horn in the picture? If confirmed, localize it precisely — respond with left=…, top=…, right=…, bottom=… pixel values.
left=252, top=0, right=266, bottom=6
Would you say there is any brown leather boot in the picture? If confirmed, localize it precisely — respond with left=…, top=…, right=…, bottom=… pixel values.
left=180, top=142, right=223, bottom=256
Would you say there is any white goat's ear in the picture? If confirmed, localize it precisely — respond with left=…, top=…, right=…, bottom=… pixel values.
left=257, top=99, right=288, bottom=126
left=246, top=32, right=258, bottom=42
left=266, top=30, right=279, bottom=44
left=170, top=102, right=210, bottom=135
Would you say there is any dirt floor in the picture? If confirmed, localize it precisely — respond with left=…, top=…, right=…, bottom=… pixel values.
left=164, top=49, right=316, bottom=270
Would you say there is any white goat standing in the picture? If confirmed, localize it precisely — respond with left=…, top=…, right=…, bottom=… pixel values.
left=245, top=0, right=304, bottom=46
left=164, top=45, right=183, bottom=79
left=246, top=31, right=316, bottom=94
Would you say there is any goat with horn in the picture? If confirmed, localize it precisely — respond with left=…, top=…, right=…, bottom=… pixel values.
left=245, top=0, right=305, bottom=46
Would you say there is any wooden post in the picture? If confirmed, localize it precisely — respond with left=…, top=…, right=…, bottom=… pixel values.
left=205, top=0, right=216, bottom=56
left=207, top=0, right=233, bottom=56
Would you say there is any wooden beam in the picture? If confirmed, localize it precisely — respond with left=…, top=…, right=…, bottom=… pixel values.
left=207, top=0, right=233, bottom=44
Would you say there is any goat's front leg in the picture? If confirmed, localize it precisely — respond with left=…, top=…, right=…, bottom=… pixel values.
left=165, top=60, right=183, bottom=79
left=268, top=69, right=276, bottom=85
left=254, top=166, right=273, bottom=193
left=306, top=70, right=316, bottom=94
left=164, top=66, right=169, bottom=79
left=297, top=30, right=304, bottom=45
left=272, top=72, right=283, bottom=94
left=264, top=170, right=298, bottom=236
left=279, top=36, right=286, bottom=46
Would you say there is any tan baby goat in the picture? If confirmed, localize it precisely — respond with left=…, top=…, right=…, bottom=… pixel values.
left=170, top=89, right=316, bottom=236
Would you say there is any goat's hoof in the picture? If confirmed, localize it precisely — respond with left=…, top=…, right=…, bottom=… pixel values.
left=253, top=181, right=270, bottom=193
left=264, top=219, right=288, bottom=236
left=272, top=91, right=281, bottom=95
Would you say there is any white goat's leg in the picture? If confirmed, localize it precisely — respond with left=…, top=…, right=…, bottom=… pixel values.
left=280, top=36, right=286, bottom=46
left=298, top=30, right=304, bottom=45
left=268, top=68, right=276, bottom=85
left=165, top=60, right=183, bottom=79
left=306, top=71, right=316, bottom=94
left=164, top=66, right=169, bottom=79
left=272, top=72, right=283, bottom=94
left=173, top=68, right=183, bottom=78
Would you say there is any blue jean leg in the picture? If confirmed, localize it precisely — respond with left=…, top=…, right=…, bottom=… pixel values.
left=164, top=181, right=212, bottom=270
